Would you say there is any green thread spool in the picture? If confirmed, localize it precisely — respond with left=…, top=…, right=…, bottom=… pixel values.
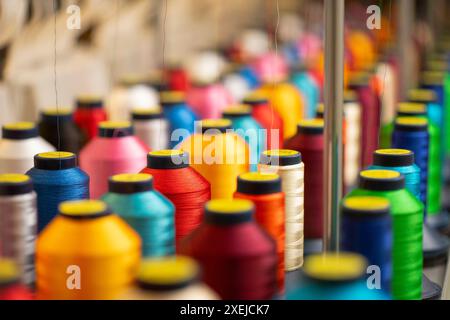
left=445, top=73, right=450, bottom=156
left=380, top=103, right=441, bottom=216
left=346, top=169, right=423, bottom=300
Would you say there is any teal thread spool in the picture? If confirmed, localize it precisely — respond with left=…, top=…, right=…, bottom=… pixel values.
left=346, top=169, right=423, bottom=300
left=102, top=173, right=175, bottom=257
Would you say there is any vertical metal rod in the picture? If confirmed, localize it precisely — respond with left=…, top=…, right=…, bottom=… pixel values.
left=323, top=0, right=344, bottom=252
left=398, top=0, right=414, bottom=100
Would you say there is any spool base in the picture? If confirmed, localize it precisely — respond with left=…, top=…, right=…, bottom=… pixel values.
left=423, top=223, right=450, bottom=262
left=304, top=239, right=323, bottom=256
left=427, top=211, right=450, bottom=231
left=422, top=273, right=442, bottom=300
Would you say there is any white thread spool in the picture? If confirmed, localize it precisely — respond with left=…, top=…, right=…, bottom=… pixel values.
left=343, top=91, right=362, bottom=188
left=0, top=122, right=55, bottom=174
left=259, top=149, right=304, bottom=271
left=376, top=62, right=397, bottom=125
left=121, top=256, right=218, bottom=300
left=222, top=73, right=250, bottom=102
left=132, top=108, right=169, bottom=150
left=0, top=174, right=37, bottom=286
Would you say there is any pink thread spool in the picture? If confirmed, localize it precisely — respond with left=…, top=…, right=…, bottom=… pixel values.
left=252, top=52, right=289, bottom=84
left=187, top=84, right=234, bottom=119
left=80, top=121, right=149, bottom=198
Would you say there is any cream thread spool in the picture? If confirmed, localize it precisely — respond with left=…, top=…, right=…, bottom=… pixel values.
left=132, top=108, right=169, bottom=150
left=343, top=91, right=362, bottom=188
left=259, top=149, right=304, bottom=271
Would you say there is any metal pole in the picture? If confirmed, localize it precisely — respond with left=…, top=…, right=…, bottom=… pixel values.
left=323, top=0, right=344, bottom=252
left=398, top=0, right=414, bottom=100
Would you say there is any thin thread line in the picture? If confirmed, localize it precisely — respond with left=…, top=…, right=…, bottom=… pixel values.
left=271, top=0, right=280, bottom=145
left=53, top=0, right=61, bottom=155
left=159, top=0, right=168, bottom=149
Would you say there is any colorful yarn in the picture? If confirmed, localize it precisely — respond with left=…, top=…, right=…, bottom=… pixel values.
left=132, top=108, right=169, bottom=150
left=27, top=152, right=89, bottom=233
left=79, top=121, right=148, bottom=199
left=187, top=84, right=233, bottom=119
left=102, top=173, right=175, bottom=258
left=223, top=105, right=266, bottom=172
left=346, top=169, right=423, bottom=300
left=285, top=119, right=324, bottom=240
left=120, top=256, right=218, bottom=300
left=0, top=174, right=37, bottom=285
left=0, top=122, right=54, bottom=174
left=160, top=91, right=197, bottom=148
left=291, top=68, right=320, bottom=119
left=73, top=96, right=108, bottom=141
left=36, top=200, right=141, bottom=299
left=243, top=93, right=284, bottom=150
left=341, top=196, right=392, bottom=289
left=141, top=150, right=210, bottom=244
left=287, top=253, right=389, bottom=300
left=179, top=199, right=277, bottom=300
left=234, top=172, right=285, bottom=293
left=38, top=108, right=85, bottom=153
left=259, top=150, right=304, bottom=271
left=179, top=119, right=249, bottom=199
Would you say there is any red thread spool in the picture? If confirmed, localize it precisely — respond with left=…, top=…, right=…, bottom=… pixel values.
left=141, top=150, right=210, bottom=245
left=243, top=93, right=284, bottom=149
left=285, top=119, right=324, bottom=240
left=0, top=259, right=33, bottom=300
left=234, top=172, right=285, bottom=294
left=74, top=96, right=108, bottom=141
left=166, top=67, right=190, bottom=92
left=180, top=199, right=277, bottom=300
left=349, top=72, right=381, bottom=167
left=80, top=121, right=149, bottom=198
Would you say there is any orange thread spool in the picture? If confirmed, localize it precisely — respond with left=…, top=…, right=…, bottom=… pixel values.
left=234, top=172, right=285, bottom=294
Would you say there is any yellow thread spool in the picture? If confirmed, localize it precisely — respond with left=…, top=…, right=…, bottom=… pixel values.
left=36, top=199, right=141, bottom=300
left=180, top=119, right=249, bottom=199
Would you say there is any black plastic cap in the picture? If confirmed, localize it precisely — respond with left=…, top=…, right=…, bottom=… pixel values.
left=342, top=196, right=390, bottom=218
left=0, top=174, right=33, bottom=196
left=132, top=109, right=163, bottom=120
left=200, top=119, right=232, bottom=134
left=237, top=172, right=281, bottom=195
left=98, top=121, right=133, bottom=137
left=76, top=96, right=104, bottom=109
left=297, top=119, right=324, bottom=135
left=373, top=149, right=415, bottom=167
left=34, top=152, right=77, bottom=170
left=358, top=170, right=405, bottom=191
left=2, top=122, right=38, bottom=140
left=394, top=117, right=428, bottom=132
left=147, top=150, right=189, bottom=169
left=108, top=173, right=153, bottom=194
left=204, top=199, right=254, bottom=225
left=260, top=149, right=302, bottom=167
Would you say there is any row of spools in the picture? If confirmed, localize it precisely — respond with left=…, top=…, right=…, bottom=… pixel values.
left=1, top=28, right=450, bottom=300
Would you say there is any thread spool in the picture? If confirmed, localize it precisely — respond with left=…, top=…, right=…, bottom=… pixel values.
left=102, top=173, right=175, bottom=258
left=27, top=152, right=89, bottom=233
left=370, top=149, right=449, bottom=277
left=186, top=83, right=234, bottom=119
left=166, top=67, right=191, bottom=92
left=121, top=256, right=218, bottom=300
left=38, top=108, right=85, bottom=153
left=285, top=119, right=323, bottom=249
left=259, top=150, right=304, bottom=270
left=179, top=119, right=249, bottom=199
left=73, top=96, right=108, bottom=141
left=0, top=174, right=36, bottom=286
left=179, top=199, right=277, bottom=300
left=160, top=91, right=198, bottom=148
left=234, top=172, right=285, bottom=293
left=290, top=68, right=320, bottom=119
left=0, top=122, right=55, bottom=174
left=286, top=253, right=389, bottom=300
left=222, top=72, right=251, bottom=102
left=349, top=72, right=381, bottom=167
left=243, top=92, right=284, bottom=150
left=346, top=169, right=423, bottom=300
left=141, top=150, right=210, bottom=244
left=36, top=199, right=141, bottom=299
left=0, top=259, right=33, bottom=300
left=132, top=108, right=169, bottom=150
left=255, top=82, right=303, bottom=139
left=341, top=196, right=392, bottom=289
left=343, top=90, right=362, bottom=188
left=223, top=104, right=266, bottom=172
left=392, top=117, right=429, bottom=209
left=79, top=121, right=148, bottom=199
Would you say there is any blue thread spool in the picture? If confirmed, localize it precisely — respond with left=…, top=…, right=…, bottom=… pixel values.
left=160, top=91, right=197, bottom=148
left=102, top=173, right=175, bottom=257
left=286, top=252, right=390, bottom=300
left=291, top=68, right=320, bottom=119
left=223, top=105, right=266, bottom=172
left=392, top=117, right=429, bottom=210
left=26, top=152, right=89, bottom=232
left=341, top=196, right=392, bottom=290
left=238, top=66, right=260, bottom=89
